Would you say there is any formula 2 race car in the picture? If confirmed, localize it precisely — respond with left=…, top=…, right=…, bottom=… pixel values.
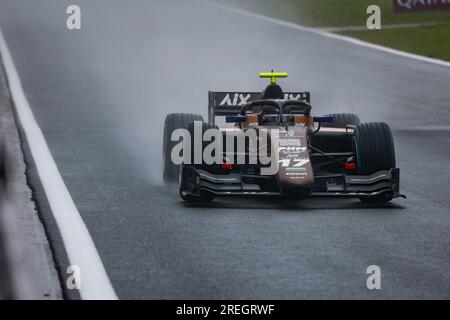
left=163, top=72, right=404, bottom=203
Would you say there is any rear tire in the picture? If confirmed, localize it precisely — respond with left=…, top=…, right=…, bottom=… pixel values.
left=354, top=122, right=396, bottom=203
left=322, top=113, right=360, bottom=128
left=163, top=113, right=203, bottom=182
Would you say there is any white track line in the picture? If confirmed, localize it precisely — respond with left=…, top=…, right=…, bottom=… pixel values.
left=0, top=28, right=117, bottom=300
left=207, top=1, right=450, bottom=68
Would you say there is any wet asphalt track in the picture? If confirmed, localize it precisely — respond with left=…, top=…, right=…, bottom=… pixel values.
left=0, top=0, right=449, bottom=299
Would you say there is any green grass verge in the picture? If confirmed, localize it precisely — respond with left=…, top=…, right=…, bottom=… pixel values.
left=342, top=24, right=450, bottom=61
left=218, top=0, right=450, bottom=27
left=213, top=0, right=450, bottom=61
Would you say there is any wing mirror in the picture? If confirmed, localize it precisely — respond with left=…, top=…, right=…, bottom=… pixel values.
left=313, top=115, right=334, bottom=123
left=225, top=115, right=247, bottom=123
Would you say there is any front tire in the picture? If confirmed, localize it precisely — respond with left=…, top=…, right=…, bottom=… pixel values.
left=354, top=122, right=396, bottom=203
left=163, top=113, right=203, bottom=182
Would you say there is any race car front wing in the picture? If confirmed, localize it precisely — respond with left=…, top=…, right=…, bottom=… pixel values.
left=179, top=165, right=405, bottom=199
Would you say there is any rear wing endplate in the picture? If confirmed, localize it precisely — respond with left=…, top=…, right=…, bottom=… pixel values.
left=208, top=91, right=311, bottom=123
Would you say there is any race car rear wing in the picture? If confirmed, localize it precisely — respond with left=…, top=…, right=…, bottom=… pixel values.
left=208, top=91, right=311, bottom=123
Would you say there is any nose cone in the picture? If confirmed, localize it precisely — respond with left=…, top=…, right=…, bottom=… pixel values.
left=275, top=126, right=315, bottom=190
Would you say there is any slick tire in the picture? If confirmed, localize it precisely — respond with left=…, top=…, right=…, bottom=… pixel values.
left=354, top=122, right=396, bottom=203
left=163, top=113, right=203, bottom=182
